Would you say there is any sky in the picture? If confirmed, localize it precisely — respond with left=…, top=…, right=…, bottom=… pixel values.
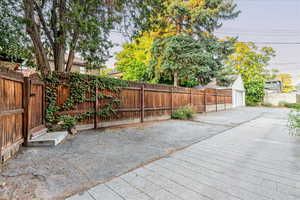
left=107, top=0, right=300, bottom=84
left=216, top=0, right=300, bottom=84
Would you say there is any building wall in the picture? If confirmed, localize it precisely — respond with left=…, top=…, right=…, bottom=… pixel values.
left=0, top=61, right=18, bottom=70
left=264, top=92, right=297, bottom=105
left=49, top=61, right=100, bottom=75
left=231, top=76, right=246, bottom=107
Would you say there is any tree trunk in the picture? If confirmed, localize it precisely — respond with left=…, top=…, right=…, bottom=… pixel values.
left=53, top=0, right=66, bottom=72
left=174, top=71, right=179, bottom=87
left=54, top=43, right=65, bottom=72
left=66, top=32, right=79, bottom=72
left=66, top=50, right=75, bottom=72
left=23, top=0, right=51, bottom=76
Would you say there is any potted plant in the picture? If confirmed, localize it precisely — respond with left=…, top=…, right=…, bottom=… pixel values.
left=288, top=109, right=300, bottom=136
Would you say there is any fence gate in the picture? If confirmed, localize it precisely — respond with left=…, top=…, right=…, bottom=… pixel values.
left=25, top=74, right=47, bottom=140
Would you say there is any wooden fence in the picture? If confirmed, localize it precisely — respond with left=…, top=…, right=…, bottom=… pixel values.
left=55, top=80, right=232, bottom=130
left=0, top=68, right=24, bottom=162
left=0, top=69, right=232, bottom=162
left=0, top=67, right=46, bottom=162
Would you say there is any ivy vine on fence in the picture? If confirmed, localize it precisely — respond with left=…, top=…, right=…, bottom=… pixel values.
left=44, top=72, right=128, bottom=130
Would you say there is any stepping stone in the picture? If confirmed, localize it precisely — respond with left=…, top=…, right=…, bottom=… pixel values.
left=28, top=131, right=68, bottom=147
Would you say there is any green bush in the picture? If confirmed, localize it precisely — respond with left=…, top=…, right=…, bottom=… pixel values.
left=244, top=80, right=265, bottom=106
left=171, top=105, right=195, bottom=120
left=278, top=101, right=288, bottom=107
left=261, top=102, right=273, bottom=107
left=288, top=109, right=300, bottom=134
left=279, top=102, right=300, bottom=109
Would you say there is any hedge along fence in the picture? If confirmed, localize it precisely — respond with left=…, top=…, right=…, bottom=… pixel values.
left=44, top=72, right=232, bottom=131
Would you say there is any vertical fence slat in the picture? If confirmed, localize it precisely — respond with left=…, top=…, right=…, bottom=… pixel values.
left=94, top=87, right=98, bottom=129
left=171, top=88, right=173, bottom=114
left=23, top=77, right=30, bottom=145
left=190, top=89, right=192, bottom=105
left=224, top=94, right=226, bottom=111
left=215, top=90, right=218, bottom=112
left=141, top=85, right=145, bottom=123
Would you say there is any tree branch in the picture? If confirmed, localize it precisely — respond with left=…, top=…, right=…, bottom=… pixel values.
left=33, top=1, right=54, bottom=48
left=23, top=0, right=51, bottom=76
left=66, top=32, right=79, bottom=72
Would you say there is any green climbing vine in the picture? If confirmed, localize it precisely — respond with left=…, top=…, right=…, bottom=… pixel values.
left=44, top=72, right=128, bottom=130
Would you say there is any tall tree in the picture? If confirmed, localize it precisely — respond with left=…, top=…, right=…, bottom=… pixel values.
left=150, top=0, right=240, bottom=86
left=150, top=34, right=235, bottom=86
left=226, top=42, right=276, bottom=105
left=0, top=0, right=165, bottom=76
left=115, top=33, right=153, bottom=81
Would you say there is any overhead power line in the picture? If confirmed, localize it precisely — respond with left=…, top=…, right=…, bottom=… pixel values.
left=239, top=42, right=300, bottom=45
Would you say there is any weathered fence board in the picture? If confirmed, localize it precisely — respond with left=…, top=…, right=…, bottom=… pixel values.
left=0, top=68, right=24, bottom=162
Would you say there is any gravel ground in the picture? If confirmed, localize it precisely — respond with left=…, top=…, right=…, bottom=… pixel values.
left=0, top=107, right=290, bottom=200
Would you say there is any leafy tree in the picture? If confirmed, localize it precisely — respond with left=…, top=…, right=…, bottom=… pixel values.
left=150, top=34, right=235, bottom=86
left=0, top=1, right=34, bottom=66
left=226, top=42, right=276, bottom=106
left=0, top=0, right=165, bottom=76
left=116, top=33, right=153, bottom=81
left=278, top=74, right=294, bottom=93
left=156, top=0, right=240, bottom=36
left=150, top=0, right=240, bottom=86
left=116, top=0, right=240, bottom=87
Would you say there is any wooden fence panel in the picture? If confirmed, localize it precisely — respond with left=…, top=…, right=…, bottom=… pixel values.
left=51, top=77, right=233, bottom=130
left=0, top=68, right=24, bottom=161
left=191, top=89, right=205, bottom=113
left=107, top=88, right=141, bottom=121
left=144, top=89, right=171, bottom=120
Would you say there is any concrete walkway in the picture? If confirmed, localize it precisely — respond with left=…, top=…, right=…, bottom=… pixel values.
left=67, top=107, right=300, bottom=200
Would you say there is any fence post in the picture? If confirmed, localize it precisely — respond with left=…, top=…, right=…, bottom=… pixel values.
left=94, top=87, right=98, bottom=129
left=23, top=77, right=31, bottom=145
left=215, top=90, right=218, bottom=112
left=141, top=85, right=145, bottom=123
left=42, top=83, right=46, bottom=125
left=190, top=89, right=192, bottom=105
left=204, top=91, right=206, bottom=113
left=224, top=94, right=226, bottom=111
left=171, top=88, right=173, bottom=114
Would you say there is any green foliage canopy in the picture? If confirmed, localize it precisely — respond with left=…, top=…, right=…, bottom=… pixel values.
left=226, top=42, right=276, bottom=106
left=115, top=34, right=153, bottom=81
left=0, top=0, right=165, bottom=75
left=0, top=1, right=34, bottom=65
left=150, top=34, right=236, bottom=86
left=116, top=0, right=240, bottom=87
left=278, top=74, right=294, bottom=93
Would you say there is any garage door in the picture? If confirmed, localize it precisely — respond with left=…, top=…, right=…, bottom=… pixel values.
left=235, top=91, right=244, bottom=107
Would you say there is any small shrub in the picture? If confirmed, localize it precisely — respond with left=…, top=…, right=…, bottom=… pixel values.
left=284, top=103, right=300, bottom=109
left=288, top=109, right=300, bottom=135
left=171, top=105, right=195, bottom=120
left=261, top=102, right=273, bottom=107
left=278, top=101, right=300, bottom=109
left=244, top=80, right=265, bottom=106
left=278, top=101, right=288, bottom=107
left=58, top=115, right=76, bottom=129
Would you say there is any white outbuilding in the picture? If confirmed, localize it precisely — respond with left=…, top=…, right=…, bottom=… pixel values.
left=230, top=75, right=246, bottom=108
left=194, top=75, right=246, bottom=108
